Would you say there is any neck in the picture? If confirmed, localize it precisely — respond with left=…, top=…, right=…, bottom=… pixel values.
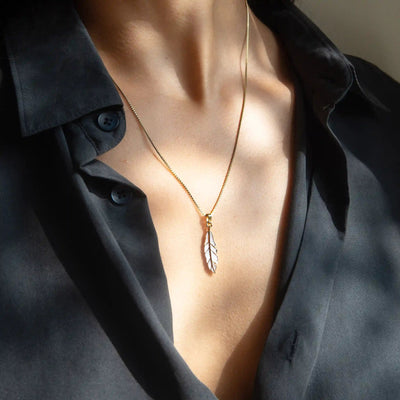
left=74, top=0, right=275, bottom=103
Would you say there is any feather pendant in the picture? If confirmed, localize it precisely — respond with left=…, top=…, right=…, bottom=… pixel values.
left=204, top=228, right=218, bottom=273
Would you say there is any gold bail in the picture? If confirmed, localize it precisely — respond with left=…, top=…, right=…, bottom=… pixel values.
left=205, top=214, right=213, bottom=228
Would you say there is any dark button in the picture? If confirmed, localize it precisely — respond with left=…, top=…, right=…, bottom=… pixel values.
left=110, top=184, right=133, bottom=205
left=97, top=111, right=120, bottom=132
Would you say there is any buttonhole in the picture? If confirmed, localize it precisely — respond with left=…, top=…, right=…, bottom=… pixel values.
left=287, top=330, right=299, bottom=362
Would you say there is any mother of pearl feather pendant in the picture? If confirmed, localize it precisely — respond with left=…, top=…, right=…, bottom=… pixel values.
left=204, top=214, right=218, bottom=273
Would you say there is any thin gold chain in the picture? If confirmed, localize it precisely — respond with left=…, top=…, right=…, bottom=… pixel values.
left=112, top=2, right=250, bottom=218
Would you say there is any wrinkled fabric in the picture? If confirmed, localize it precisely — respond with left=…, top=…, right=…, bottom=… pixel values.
left=1, top=0, right=400, bottom=399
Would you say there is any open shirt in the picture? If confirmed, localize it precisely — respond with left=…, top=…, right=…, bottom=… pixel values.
left=1, top=0, right=400, bottom=399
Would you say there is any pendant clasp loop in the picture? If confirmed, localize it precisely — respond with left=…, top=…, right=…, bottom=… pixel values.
left=205, top=214, right=213, bottom=228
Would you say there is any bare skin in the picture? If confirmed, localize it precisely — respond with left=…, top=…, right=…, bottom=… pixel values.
left=75, top=0, right=296, bottom=399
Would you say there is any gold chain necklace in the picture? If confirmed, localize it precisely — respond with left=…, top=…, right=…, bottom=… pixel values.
left=112, top=2, right=250, bottom=274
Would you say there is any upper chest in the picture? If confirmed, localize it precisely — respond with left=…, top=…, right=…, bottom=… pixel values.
left=96, top=81, right=295, bottom=398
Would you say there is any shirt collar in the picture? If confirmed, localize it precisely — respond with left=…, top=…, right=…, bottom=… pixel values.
left=3, top=0, right=374, bottom=234
left=4, top=0, right=375, bottom=138
left=3, top=0, right=122, bottom=137
left=250, top=0, right=355, bottom=119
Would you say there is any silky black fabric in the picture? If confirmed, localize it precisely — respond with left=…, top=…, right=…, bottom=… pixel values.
left=1, top=0, right=400, bottom=399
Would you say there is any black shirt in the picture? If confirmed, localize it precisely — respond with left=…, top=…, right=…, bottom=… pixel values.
left=1, top=0, right=400, bottom=399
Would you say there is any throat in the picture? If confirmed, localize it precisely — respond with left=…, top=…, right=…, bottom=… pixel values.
left=75, top=0, right=252, bottom=104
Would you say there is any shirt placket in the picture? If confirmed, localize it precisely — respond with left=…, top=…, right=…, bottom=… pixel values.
left=62, top=107, right=220, bottom=400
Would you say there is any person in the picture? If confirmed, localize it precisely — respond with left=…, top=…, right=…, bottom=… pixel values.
left=0, top=0, right=399, bottom=399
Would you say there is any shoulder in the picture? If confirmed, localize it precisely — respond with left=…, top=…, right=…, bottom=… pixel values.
left=345, top=54, right=400, bottom=114
left=332, top=55, right=400, bottom=206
